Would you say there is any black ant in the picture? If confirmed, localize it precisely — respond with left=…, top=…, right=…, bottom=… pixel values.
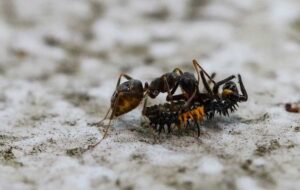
left=147, top=60, right=214, bottom=103
left=88, top=60, right=209, bottom=148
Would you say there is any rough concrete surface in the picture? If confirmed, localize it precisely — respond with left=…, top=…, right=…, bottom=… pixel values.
left=0, top=0, right=300, bottom=190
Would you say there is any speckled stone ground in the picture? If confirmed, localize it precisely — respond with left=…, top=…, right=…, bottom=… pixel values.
left=0, top=0, right=300, bottom=190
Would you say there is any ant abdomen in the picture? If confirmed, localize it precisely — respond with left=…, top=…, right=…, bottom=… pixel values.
left=111, top=79, right=144, bottom=117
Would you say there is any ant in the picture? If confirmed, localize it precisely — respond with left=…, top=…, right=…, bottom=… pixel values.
left=88, top=60, right=212, bottom=148
left=145, top=60, right=217, bottom=114
left=147, top=60, right=214, bottom=102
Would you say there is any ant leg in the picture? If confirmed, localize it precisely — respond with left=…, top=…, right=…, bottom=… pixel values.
left=164, top=77, right=185, bottom=104
left=88, top=92, right=123, bottom=149
left=192, top=59, right=216, bottom=92
left=96, top=107, right=112, bottom=126
left=200, top=71, right=213, bottom=95
left=143, top=82, right=149, bottom=95
left=212, top=75, right=236, bottom=94
left=186, top=120, right=191, bottom=129
left=151, top=125, right=158, bottom=143
left=167, top=94, right=186, bottom=102
left=237, top=74, right=248, bottom=101
left=158, top=124, right=163, bottom=134
left=192, top=59, right=216, bottom=85
left=209, top=72, right=216, bottom=84
left=195, top=122, right=200, bottom=137
left=167, top=123, right=172, bottom=134
left=183, top=90, right=197, bottom=109
left=116, top=73, right=133, bottom=88
left=163, top=76, right=174, bottom=105
left=192, top=60, right=201, bottom=86
left=168, top=82, right=180, bottom=99
left=97, top=73, right=134, bottom=125
left=142, top=96, right=148, bottom=116
left=141, top=82, right=152, bottom=120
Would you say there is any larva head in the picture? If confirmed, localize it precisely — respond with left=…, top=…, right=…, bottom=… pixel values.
left=222, top=81, right=238, bottom=99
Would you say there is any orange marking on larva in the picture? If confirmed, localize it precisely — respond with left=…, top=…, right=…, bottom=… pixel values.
left=191, top=109, right=200, bottom=120
left=189, top=106, right=205, bottom=122
left=191, top=109, right=199, bottom=120
left=183, top=113, right=189, bottom=126
left=197, top=107, right=205, bottom=117
left=177, top=106, right=205, bottom=128
left=178, top=112, right=188, bottom=127
left=178, top=115, right=183, bottom=128
left=187, top=112, right=193, bottom=120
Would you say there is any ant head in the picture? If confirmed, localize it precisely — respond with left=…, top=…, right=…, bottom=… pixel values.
left=222, top=81, right=238, bottom=99
left=148, top=79, right=160, bottom=98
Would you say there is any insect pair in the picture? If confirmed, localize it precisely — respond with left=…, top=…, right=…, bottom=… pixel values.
left=143, top=60, right=248, bottom=136
left=89, top=60, right=248, bottom=148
